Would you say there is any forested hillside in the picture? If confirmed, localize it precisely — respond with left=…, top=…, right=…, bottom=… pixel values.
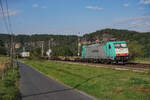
left=82, top=29, right=150, bottom=58
left=0, top=29, right=150, bottom=58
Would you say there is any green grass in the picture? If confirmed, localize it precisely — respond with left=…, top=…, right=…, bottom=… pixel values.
left=131, top=58, right=150, bottom=64
left=0, top=56, right=20, bottom=100
left=0, top=56, right=10, bottom=72
left=23, top=59, right=150, bottom=100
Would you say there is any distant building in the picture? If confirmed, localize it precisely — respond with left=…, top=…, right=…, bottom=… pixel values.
left=46, top=49, right=52, bottom=56
left=15, top=43, right=21, bottom=49
left=20, top=52, right=30, bottom=58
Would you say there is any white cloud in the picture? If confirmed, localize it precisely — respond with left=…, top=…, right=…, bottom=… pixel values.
left=123, top=3, right=129, bottom=7
left=32, top=4, right=39, bottom=8
left=128, top=22, right=150, bottom=29
left=116, top=16, right=150, bottom=22
left=42, top=6, right=47, bottom=9
left=101, top=15, right=150, bottom=32
left=0, top=9, right=20, bottom=17
left=85, top=6, right=104, bottom=10
left=115, top=15, right=150, bottom=29
left=139, top=0, right=150, bottom=5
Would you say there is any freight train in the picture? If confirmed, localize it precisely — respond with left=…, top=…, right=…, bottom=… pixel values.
left=43, top=41, right=130, bottom=64
left=81, top=41, right=129, bottom=64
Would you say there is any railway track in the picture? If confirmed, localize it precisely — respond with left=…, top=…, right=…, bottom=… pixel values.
left=125, top=63, right=150, bottom=69
left=41, top=57, right=150, bottom=70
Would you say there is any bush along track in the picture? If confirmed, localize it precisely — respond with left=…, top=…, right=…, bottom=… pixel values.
left=0, top=62, right=20, bottom=100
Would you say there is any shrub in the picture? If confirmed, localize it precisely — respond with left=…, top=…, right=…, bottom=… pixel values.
left=0, top=64, right=20, bottom=100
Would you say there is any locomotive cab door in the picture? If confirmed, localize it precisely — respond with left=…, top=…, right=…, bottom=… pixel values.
left=108, top=44, right=111, bottom=56
left=105, top=42, right=114, bottom=60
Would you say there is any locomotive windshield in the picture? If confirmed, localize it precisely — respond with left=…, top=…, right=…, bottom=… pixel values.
left=114, top=43, right=127, bottom=48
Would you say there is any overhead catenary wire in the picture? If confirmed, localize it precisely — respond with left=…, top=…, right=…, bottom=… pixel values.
left=5, top=0, right=13, bottom=33
left=5, top=0, right=14, bottom=60
left=6, top=0, right=15, bottom=67
left=0, top=0, right=9, bottom=33
left=0, top=0, right=15, bottom=68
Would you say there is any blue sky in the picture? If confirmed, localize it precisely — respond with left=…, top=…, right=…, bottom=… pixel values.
left=0, top=0, right=150, bottom=35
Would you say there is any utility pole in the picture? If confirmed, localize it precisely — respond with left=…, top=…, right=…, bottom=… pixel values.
left=77, top=32, right=81, bottom=57
left=23, top=47, right=25, bottom=52
left=49, top=40, right=51, bottom=58
left=0, top=0, right=15, bottom=68
left=10, top=33, right=14, bottom=68
left=41, top=41, right=44, bottom=57
left=29, top=35, right=32, bottom=56
left=49, top=40, right=50, bottom=50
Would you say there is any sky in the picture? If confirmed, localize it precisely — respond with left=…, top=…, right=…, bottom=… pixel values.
left=0, top=0, right=150, bottom=35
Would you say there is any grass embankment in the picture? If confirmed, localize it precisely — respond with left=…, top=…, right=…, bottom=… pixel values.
left=23, top=59, right=150, bottom=100
left=0, top=56, right=20, bottom=100
left=132, top=58, right=150, bottom=64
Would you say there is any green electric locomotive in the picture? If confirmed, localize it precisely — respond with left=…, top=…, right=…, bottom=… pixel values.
left=81, top=41, right=129, bottom=63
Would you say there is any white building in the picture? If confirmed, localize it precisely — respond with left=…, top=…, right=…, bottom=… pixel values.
left=20, top=52, right=30, bottom=57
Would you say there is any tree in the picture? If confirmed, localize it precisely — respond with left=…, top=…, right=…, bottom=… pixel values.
left=32, top=48, right=41, bottom=57
left=128, top=41, right=144, bottom=58
left=0, top=46, right=7, bottom=55
left=51, top=45, right=73, bottom=56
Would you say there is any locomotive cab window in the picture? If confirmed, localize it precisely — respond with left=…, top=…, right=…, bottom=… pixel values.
left=114, top=43, right=127, bottom=48
left=109, top=45, right=111, bottom=49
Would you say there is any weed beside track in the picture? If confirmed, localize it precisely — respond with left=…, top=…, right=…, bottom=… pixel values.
left=0, top=56, right=20, bottom=100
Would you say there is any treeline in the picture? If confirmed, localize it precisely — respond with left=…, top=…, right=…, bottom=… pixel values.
left=0, top=29, right=150, bottom=58
left=0, top=34, right=78, bottom=57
